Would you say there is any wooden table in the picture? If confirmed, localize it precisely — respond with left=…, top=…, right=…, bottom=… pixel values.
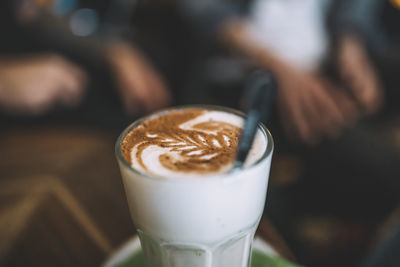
left=0, top=127, right=294, bottom=266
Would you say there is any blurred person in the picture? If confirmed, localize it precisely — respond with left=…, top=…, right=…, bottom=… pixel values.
left=0, top=0, right=171, bottom=118
left=179, top=0, right=384, bottom=145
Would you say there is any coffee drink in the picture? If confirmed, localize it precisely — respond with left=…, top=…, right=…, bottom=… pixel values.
left=116, top=106, right=273, bottom=267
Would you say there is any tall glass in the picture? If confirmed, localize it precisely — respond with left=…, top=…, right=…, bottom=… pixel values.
left=115, top=106, right=273, bottom=267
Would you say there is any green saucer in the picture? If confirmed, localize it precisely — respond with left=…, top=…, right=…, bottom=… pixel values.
left=116, top=249, right=299, bottom=267
left=103, top=236, right=302, bottom=267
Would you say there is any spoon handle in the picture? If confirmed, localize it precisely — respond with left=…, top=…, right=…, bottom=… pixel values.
left=234, top=71, right=277, bottom=169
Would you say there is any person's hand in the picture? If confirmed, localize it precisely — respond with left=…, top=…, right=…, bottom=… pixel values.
left=275, top=65, right=359, bottom=144
left=107, top=42, right=171, bottom=114
left=219, top=19, right=363, bottom=144
left=0, top=54, right=87, bottom=115
left=337, top=34, right=383, bottom=115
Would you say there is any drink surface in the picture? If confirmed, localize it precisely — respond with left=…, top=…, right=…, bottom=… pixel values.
left=121, top=108, right=267, bottom=178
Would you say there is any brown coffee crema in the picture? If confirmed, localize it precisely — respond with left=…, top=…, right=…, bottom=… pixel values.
left=121, top=108, right=241, bottom=175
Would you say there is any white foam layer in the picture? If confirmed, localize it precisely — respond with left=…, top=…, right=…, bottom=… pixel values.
left=119, top=149, right=273, bottom=244
left=129, top=110, right=267, bottom=178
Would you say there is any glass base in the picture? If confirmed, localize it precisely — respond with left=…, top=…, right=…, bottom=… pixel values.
left=103, top=235, right=301, bottom=267
left=138, top=228, right=255, bottom=267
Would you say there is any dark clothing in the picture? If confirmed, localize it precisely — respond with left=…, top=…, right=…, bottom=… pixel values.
left=178, top=0, right=251, bottom=44
left=329, top=0, right=400, bottom=60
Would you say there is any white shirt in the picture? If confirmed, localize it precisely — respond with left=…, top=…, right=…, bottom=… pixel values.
left=247, top=0, right=331, bottom=71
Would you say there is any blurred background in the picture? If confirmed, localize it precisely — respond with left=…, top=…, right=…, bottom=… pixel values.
left=1, top=0, right=400, bottom=266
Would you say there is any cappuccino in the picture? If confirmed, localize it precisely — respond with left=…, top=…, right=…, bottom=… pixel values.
left=116, top=106, right=273, bottom=267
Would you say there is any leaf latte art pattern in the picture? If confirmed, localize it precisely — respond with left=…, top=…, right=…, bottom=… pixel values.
left=121, top=109, right=241, bottom=175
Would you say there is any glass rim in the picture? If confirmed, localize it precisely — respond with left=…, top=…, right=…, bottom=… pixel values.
left=115, top=104, right=274, bottom=182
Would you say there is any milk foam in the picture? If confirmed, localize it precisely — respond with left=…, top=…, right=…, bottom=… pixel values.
left=126, top=110, right=267, bottom=178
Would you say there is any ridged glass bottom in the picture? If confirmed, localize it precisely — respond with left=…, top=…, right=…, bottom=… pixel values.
left=137, top=226, right=257, bottom=267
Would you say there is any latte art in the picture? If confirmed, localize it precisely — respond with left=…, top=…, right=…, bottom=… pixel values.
left=121, top=108, right=266, bottom=178
left=159, top=120, right=239, bottom=170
